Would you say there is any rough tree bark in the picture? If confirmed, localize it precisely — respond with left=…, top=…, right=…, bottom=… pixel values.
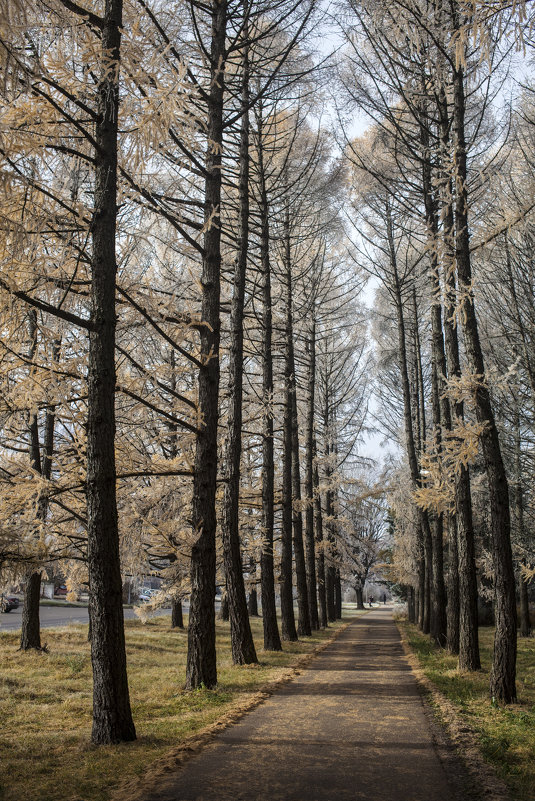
left=20, top=571, right=42, bottom=651
left=281, top=208, right=311, bottom=637
left=171, top=598, right=184, bottom=629
left=335, top=570, right=342, bottom=619
left=280, top=233, right=298, bottom=641
left=408, top=586, right=416, bottom=623
left=513, top=404, right=531, bottom=638
left=220, top=29, right=257, bottom=666
left=255, top=101, right=281, bottom=652
left=290, top=345, right=311, bottom=635
left=519, top=568, right=532, bottom=638
left=419, top=115, right=448, bottom=646
left=323, top=401, right=336, bottom=624
left=444, top=262, right=480, bottom=669
left=321, top=373, right=337, bottom=624
left=87, top=0, right=136, bottom=744
left=452, top=51, right=516, bottom=701
left=304, top=322, right=319, bottom=630
left=281, top=363, right=298, bottom=640
left=314, top=443, right=328, bottom=628
left=410, top=290, right=433, bottom=637
left=21, top=388, right=56, bottom=652
left=446, top=515, right=460, bottom=655
left=20, top=311, right=44, bottom=652
left=186, top=0, right=227, bottom=690
left=325, top=497, right=337, bottom=622
left=387, top=201, right=430, bottom=635
left=248, top=588, right=259, bottom=617
left=355, top=585, right=365, bottom=610
left=437, top=82, right=480, bottom=671
left=218, top=591, right=230, bottom=621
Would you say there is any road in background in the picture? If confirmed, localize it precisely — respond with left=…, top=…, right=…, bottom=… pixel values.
left=0, top=603, right=174, bottom=632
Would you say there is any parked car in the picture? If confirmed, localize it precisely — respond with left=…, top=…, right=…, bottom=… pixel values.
left=55, top=585, right=68, bottom=596
left=138, top=589, right=157, bottom=602
left=1, top=596, right=18, bottom=613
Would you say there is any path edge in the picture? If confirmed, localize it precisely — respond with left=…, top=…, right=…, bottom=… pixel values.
left=396, top=620, right=513, bottom=801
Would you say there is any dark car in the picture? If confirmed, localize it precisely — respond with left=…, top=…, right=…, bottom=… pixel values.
left=1, top=596, right=18, bottom=613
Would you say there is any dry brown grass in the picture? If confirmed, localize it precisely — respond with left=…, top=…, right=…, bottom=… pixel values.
left=0, top=612, right=352, bottom=801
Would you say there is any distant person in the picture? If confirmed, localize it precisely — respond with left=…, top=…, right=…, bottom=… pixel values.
left=369, top=596, right=374, bottom=607
left=382, top=593, right=386, bottom=605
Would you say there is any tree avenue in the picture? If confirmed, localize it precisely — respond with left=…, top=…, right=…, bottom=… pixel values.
left=0, top=0, right=533, bottom=751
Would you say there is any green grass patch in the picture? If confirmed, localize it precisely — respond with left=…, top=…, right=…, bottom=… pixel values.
left=0, top=610, right=355, bottom=801
left=399, top=621, right=535, bottom=801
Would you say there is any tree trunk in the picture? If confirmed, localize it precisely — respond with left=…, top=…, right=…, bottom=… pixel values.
left=291, top=410, right=311, bottom=634
left=20, top=571, right=42, bottom=651
left=20, top=311, right=44, bottom=651
left=281, top=209, right=311, bottom=637
left=410, top=288, right=425, bottom=457
left=186, top=1, right=228, bottom=690
left=355, top=586, right=365, bottom=610
left=220, top=31, right=257, bottom=667
left=279, top=208, right=299, bottom=642
left=255, top=103, right=281, bottom=653
left=335, top=569, right=342, bottom=619
left=431, top=514, right=447, bottom=645
left=248, top=588, right=259, bottom=617
left=280, top=306, right=298, bottom=641
left=408, top=586, right=416, bottom=623
left=417, top=549, right=425, bottom=631
left=325, top=487, right=336, bottom=623
left=446, top=516, right=460, bottom=655
left=419, top=104, right=448, bottom=647
left=452, top=53, right=516, bottom=701
left=322, top=381, right=336, bottom=625
left=455, top=464, right=481, bottom=671
left=87, top=0, right=135, bottom=744
left=410, top=289, right=433, bottom=637
left=290, top=355, right=311, bottom=636
left=326, top=561, right=336, bottom=622
left=386, top=201, right=430, bottom=636
left=171, top=598, right=184, bottom=629
left=513, top=403, right=531, bottom=638
left=437, top=80, right=480, bottom=672
left=314, top=446, right=328, bottom=628
left=519, top=571, right=531, bottom=638
left=304, top=323, right=319, bottom=630
left=423, top=534, right=432, bottom=635
left=218, top=592, right=229, bottom=621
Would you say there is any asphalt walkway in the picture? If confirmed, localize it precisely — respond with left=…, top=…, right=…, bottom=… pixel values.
left=141, top=608, right=471, bottom=801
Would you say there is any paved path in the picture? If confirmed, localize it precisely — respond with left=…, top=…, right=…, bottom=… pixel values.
left=142, top=608, right=471, bottom=801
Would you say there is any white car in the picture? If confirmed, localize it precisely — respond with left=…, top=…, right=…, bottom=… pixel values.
left=138, top=589, right=157, bottom=602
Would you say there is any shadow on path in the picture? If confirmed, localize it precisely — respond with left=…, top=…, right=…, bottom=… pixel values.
left=140, top=609, right=473, bottom=801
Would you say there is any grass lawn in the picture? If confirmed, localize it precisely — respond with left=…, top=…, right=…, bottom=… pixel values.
left=399, top=621, right=535, bottom=801
left=0, top=611, right=353, bottom=801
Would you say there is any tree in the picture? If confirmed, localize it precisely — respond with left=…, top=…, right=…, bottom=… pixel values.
left=185, top=0, right=228, bottom=690
left=340, top=492, right=387, bottom=609
left=0, top=0, right=137, bottom=742
left=220, top=12, right=258, bottom=668
left=338, top=0, right=516, bottom=698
